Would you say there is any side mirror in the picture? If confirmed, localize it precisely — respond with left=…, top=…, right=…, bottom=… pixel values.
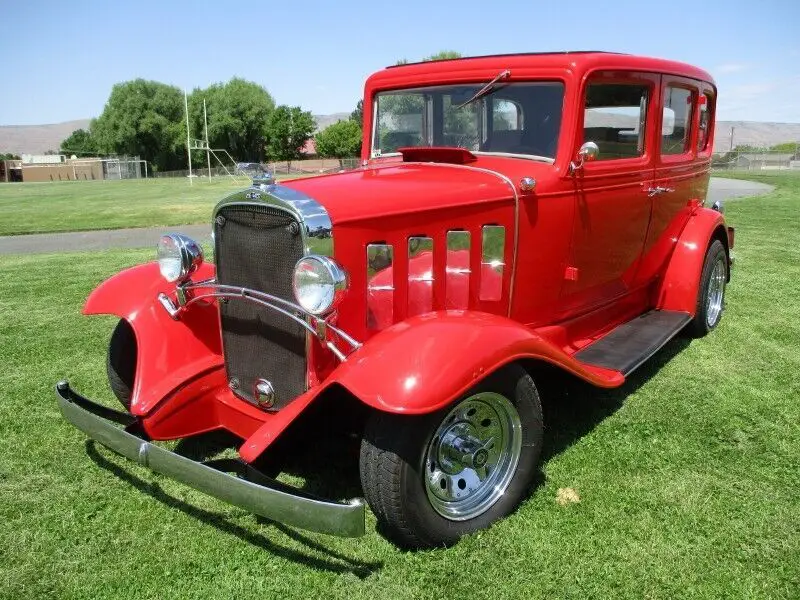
left=569, top=141, right=600, bottom=174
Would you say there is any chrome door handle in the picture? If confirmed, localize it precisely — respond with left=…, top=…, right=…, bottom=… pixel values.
left=646, top=186, right=675, bottom=197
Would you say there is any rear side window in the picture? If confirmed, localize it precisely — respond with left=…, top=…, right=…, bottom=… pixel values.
left=661, top=87, right=694, bottom=156
left=697, top=92, right=714, bottom=152
left=583, top=84, right=649, bottom=160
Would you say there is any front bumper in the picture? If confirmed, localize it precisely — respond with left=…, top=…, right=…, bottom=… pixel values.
left=55, top=381, right=365, bottom=537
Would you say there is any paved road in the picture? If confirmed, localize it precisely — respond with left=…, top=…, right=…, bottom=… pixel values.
left=0, top=177, right=775, bottom=255
left=708, top=176, right=773, bottom=201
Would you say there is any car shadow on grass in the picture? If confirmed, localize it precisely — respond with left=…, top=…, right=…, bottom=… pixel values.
left=84, top=440, right=383, bottom=578
left=534, top=335, right=692, bottom=465
left=85, top=334, right=691, bottom=556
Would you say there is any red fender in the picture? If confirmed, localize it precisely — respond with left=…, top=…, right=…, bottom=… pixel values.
left=329, top=310, right=624, bottom=414
left=656, top=207, right=728, bottom=315
left=239, top=310, right=623, bottom=463
left=84, top=262, right=226, bottom=419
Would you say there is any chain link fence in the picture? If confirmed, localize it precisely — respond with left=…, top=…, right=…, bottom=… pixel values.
left=152, top=157, right=362, bottom=179
left=711, top=147, right=800, bottom=177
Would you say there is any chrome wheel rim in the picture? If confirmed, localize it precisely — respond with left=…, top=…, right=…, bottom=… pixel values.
left=706, top=256, right=726, bottom=328
left=424, top=392, right=522, bottom=521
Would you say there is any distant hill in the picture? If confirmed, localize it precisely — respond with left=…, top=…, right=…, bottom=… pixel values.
left=712, top=121, right=800, bottom=152
left=314, top=112, right=350, bottom=130
left=0, top=115, right=350, bottom=156
left=1, top=115, right=797, bottom=156
left=0, top=119, right=91, bottom=155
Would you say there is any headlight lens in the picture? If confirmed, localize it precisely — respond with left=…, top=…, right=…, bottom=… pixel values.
left=293, top=255, right=347, bottom=315
left=157, top=234, right=203, bottom=283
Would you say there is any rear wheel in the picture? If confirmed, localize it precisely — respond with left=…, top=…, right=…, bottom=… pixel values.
left=107, top=319, right=136, bottom=410
left=688, top=239, right=728, bottom=337
left=359, top=364, right=543, bottom=549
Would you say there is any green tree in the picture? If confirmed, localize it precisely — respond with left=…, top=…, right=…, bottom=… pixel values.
left=769, top=142, right=799, bottom=154
left=350, top=99, right=363, bottom=127
left=264, top=106, right=316, bottom=169
left=0, top=153, right=21, bottom=160
left=315, top=119, right=362, bottom=165
left=92, top=79, right=185, bottom=171
left=423, top=50, right=462, bottom=61
left=60, top=128, right=98, bottom=156
left=188, top=78, right=275, bottom=163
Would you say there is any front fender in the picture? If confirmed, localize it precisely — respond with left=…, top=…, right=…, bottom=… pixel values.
left=656, top=207, right=728, bottom=314
left=84, top=262, right=224, bottom=418
left=329, top=311, right=624, bottom=415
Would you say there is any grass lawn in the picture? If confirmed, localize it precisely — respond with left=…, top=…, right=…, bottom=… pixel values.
left=0, top=175, right=308, bottom=236
left=0, top=177, right=798, bottom=599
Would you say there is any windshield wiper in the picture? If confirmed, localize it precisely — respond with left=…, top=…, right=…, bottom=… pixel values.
left=455, top=69, right=511, bottom=109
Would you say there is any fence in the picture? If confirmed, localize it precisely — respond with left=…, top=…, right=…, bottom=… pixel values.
left=711, top=148, right=800, bottom=177
left=152, top=157, right=362, bottom=179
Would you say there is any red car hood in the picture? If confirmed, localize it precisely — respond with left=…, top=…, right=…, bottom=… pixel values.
left=283, top=162, right=514, bottom=224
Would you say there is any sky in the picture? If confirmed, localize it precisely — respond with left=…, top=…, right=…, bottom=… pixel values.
left=1, top=0, right=798, bottom=126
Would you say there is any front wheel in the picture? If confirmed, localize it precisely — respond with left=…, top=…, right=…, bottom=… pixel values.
left=359, top=365, right=543, bottom=549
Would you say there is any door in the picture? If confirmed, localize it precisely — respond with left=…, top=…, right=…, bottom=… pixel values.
left=634, top=76, right=706, bottom=286
left=559, top=71, right=659, bottom=316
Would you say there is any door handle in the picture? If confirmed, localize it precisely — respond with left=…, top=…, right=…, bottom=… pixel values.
left=646, top=186, right=675, bottom=197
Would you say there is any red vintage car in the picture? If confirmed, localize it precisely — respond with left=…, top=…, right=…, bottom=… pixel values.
left=57, top=52, right=733, bottom=549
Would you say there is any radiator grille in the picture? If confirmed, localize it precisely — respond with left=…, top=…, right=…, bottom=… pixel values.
left=214, top=204, right=306, bottom=408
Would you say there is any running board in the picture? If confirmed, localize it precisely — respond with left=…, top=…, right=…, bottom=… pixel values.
left=575, top=310, right=691, bottom=376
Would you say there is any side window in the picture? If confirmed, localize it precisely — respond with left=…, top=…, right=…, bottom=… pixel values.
left=493, top=99, right=522, bottom=131
left=661, top=86, right=694, bottom=156
left=697, top=92, right=714, bottom=152
left=583, top=84, right=649, bottom=160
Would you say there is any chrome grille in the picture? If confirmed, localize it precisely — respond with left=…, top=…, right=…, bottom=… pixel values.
left=214, top=204, right=306, bottom=409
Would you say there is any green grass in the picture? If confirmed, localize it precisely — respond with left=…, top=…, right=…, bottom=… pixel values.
left=0, top=175, right=308, bottom=236
left=1, top=178, right=799, bottom=598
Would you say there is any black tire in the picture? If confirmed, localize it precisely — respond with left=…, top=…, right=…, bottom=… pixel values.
left=106, top=319, right=137, bottom=410
left=688, top=239, right=728, bottom=338
left=359, top=364, right=543, bottom=549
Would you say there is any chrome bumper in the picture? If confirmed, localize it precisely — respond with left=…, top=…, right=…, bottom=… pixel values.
left=55, top=381, right=365, bottom=537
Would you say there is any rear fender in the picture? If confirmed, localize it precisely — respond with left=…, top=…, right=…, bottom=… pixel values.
left=656, top=207, right=728, bottom=314
left=328, top=311, right=624, bottom=415
left=84, top=262, right=223, bottom=417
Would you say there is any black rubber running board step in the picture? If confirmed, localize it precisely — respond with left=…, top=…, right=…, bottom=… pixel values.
left=575, top=310, right=691, bottom=376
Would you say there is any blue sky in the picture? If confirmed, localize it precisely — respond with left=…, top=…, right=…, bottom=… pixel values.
left=1, top=0, right=798, bottom=125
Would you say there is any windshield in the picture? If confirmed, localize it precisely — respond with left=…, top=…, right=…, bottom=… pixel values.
left=372, top=82, right=564, bottom=160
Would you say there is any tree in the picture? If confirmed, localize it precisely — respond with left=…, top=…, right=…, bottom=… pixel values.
left=315, top=119, right=362, bottom=165
left=60, top=128, right=98, bottom=156
left=188, top=78, right=275, bottom=163
left=264, top=106, right=316, bottom=169
left=350, top=99, right=363, bottom=127
left=423, top=50, right=462, bottom=61
left=92, top=79, right=185, bottom=171
left=0, top=153, right=20, bottom=160
left=770, top=142, right=799, bottom=155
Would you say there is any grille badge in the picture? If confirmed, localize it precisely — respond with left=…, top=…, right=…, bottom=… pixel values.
left=228, top=377, right=239, bottom=390
left=255, top=379, right=276, bottom=408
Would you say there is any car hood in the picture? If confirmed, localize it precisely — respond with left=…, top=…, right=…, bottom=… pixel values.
left=283, top=162, right=515, bottom=225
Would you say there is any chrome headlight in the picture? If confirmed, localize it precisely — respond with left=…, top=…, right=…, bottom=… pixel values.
left=156, top=234, right=203, bottom=283
left=293, top=255, right=347, bottom=315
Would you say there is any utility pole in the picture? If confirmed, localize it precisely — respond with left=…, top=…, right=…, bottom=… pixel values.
left=204, top=98, right=212, bottom=182
left=184, top=91, right=193, bottom=186
left=729, top=126, right=735, bottom=152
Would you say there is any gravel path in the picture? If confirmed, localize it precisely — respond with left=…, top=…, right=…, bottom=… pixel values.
left=0, top=177, right=775, bottom=255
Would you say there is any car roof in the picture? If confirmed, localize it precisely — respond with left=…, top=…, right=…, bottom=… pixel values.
left=368, top=51, right=715, bottom=89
